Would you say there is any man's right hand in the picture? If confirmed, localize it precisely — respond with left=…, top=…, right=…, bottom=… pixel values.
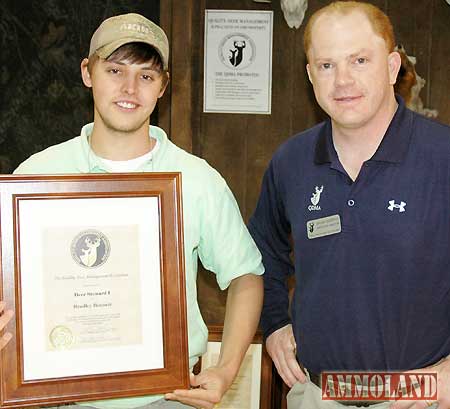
left=266, top=324, right=306, bottom=387
left=0, top=301, right=14, bottom=350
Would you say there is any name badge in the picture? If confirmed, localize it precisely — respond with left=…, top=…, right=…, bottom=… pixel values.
left=307, top=214, right=341, bottom=239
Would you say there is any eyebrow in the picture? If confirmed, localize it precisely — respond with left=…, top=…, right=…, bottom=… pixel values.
left=348, top=49, right=372, bottom=58
left=139, top=66, right=160, bottom=71
left=312, top=48, right=373, bottom=63
left=311, top=57, right=332, bottom=65
left=105, top=61, right=159, bottom=71
left=106, top=61, right=126, bottom=66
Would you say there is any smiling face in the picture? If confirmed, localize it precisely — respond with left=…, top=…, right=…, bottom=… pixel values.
left=306, top=11, right=400, bottom=135
left=81, top=53, right=167, bottom=137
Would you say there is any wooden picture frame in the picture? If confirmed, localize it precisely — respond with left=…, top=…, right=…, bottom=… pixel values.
left=198, top=325, right=273, bottom=409
left=0, top=173, right=189, bottom=407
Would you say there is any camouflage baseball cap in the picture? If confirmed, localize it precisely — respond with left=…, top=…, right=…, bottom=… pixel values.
left=89, top=13, right=169, bottom=70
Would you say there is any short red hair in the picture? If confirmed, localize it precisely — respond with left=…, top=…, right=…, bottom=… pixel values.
left=303, top=1, right=395, bottom=59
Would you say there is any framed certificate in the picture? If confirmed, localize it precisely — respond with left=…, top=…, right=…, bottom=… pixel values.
left=198, top=326, right=273, bottom=409
left=0, top=173, right=189, bottom=407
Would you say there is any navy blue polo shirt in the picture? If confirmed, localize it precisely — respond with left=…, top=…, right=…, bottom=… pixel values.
left=249, top=98, right=450, bottom=373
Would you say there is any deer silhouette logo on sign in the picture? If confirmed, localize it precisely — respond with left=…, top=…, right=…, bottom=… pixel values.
left=219, top=33, right=255, bottom=70
left=229, top=40, right=246, bottom=67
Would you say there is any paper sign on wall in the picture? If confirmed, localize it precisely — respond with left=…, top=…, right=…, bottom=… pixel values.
left=204, top=10, right=273, bottom=114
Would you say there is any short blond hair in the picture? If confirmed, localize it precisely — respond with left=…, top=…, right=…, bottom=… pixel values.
left=303, top=1, right=395, bottom=59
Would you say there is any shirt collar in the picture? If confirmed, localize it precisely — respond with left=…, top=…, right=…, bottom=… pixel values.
left=314, top=95, right=413, bottom=165
left=79, top=123, right=169, bottom=172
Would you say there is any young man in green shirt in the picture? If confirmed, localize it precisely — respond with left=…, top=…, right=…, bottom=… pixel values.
left=1, top=12, right=264, bottom=409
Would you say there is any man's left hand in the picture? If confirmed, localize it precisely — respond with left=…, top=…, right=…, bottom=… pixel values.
left=390, top=357, right=450, bottom=409
left=165, top=367, right=232, bottom=409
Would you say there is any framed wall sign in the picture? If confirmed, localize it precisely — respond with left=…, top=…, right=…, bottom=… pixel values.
left=203, top=10, right=274, bottom=115
left=0, top=173, right=188, bottom=407
left=199, top=326, right=273, bottom=409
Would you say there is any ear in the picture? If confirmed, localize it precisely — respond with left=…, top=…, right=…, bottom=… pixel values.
left=80, top=58, right=92, bottom=88
left=158, top=72, right=170, bottom=98
left=388, top=51, right=402, bottom=86
left=306, top=63, right=313, bottom=84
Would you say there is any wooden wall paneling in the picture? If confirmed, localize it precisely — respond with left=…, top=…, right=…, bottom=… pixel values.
left=370, top=0, right=388, bottom=10
left=158, top=0, right=172, bottom=136
left=245, top=2, right=298, bottom=221
left=430, top=0, right=450, bottom=124
left=197, top=269, right=228, bottom=325
left=200, top=110, right=249, bottom=212
left=388, top=0, right=421, bottom=47
left=160, top=0, right=196, bottom=152
left=191, top=0, right=206, bottom=160
left=199, top=0, right=263, bottom=216
left=171, top=0, right=195, bottom=153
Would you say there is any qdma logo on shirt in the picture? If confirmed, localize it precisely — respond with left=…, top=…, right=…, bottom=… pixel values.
left=308, top=185, right=324, bottom=211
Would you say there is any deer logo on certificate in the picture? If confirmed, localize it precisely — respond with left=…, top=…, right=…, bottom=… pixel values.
left=43, top=225, right=143, bottom=352
left=71, top=230, right=111, bottom=268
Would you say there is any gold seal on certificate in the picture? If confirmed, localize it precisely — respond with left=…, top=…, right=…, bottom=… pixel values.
left=49, top=325, right=74, bottom=350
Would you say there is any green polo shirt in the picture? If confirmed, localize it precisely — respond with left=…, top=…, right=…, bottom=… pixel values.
left=15, top=123, right=264, bottom=409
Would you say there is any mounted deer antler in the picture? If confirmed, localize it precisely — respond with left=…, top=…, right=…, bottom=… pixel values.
left=394, top=44, right=438, bottom=118
left=280, top=0, right=308, bottom=28
left=253, top=0, right=308, bottom=29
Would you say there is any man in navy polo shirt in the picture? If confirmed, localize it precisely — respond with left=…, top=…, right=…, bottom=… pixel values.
left=249, top=2, right=450, bottom=409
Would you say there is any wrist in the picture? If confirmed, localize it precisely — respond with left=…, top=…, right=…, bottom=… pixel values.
left=214, top=361, right=239, bottom=387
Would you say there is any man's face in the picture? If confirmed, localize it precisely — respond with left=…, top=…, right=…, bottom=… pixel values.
left=81, top=57, right=167, bottom=135
left=306, top=11, right=400, bottom=133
